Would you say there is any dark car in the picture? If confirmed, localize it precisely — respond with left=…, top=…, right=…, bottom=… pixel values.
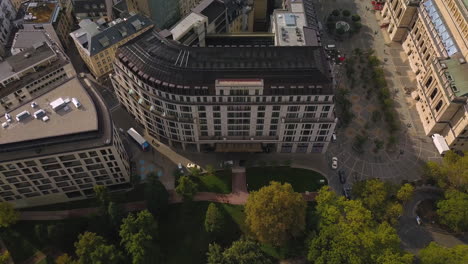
left=338, top=170, right=346, bottom=184
left=343, top=185, right=352, bottom=199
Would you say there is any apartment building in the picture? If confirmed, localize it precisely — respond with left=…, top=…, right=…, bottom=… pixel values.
left=166, top=0, right=227, bottom=46
left=70, top=13, right=153, bottom=79
left=16, top=1, right=74, bottom=49
left=0, top=77, right=130, bottom=208
left=226, top=0, right=254, bottom=33
left=72, top=0, right=113, bottom=22
left=0, top=40, right=76, bottom=113
left=111, top=26, right=336, bottom=153
left=382, top=0, right=468, bottom=152
left=126, top=0, right=179, bottom=29
left=0, top=0, right=17, bottom=57
left=180, top=0, right=203, bottom=17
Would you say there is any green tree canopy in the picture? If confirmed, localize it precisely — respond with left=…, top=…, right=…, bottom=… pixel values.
left=175, top=176, right=198, bottom=200
left=55, top=254, right=77, bottom=264
left=0, top=251, right=10, bottom=264
left=206, top=243, right=224, bottom=264
left=75, top=232, right=123, bottom=264
left=145, top=172, right=169, bottom=215
left=245, top=181, right=306, bottom=246
left=308, top=186, right=413, bottom=264
left=108, top=201, right=124, bottom=229
left=424, top=151, right=468, bottom=192
left=204, top=203, right=224, bottom=234
left=223, top=239, right=272, bottom=264
left=0, top=202, right=19, bottom=228
left=119, top=210, right=159, bottom=264
left=397, top=184, right=415, bottom=203
left=205, top=165, right=216, bottom=177
left=419, top=242, right=468, bottom=264
left=94, top=185, right=110, bottom=214
left=437, top=189, right=468, bottom=232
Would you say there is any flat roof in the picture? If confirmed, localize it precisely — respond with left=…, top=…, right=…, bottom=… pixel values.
left=274, top=11, right=308, bottom=46
left=23, top=2, right=58, bottom=24
left=0, top=78, right=98, bottom=145
left=0, top=42, right=56, bottom=82
left=170, top=12, right=206, bottom=40
left=11, top=31, right=48, bottom=50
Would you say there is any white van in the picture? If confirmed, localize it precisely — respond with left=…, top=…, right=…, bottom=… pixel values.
left=332, top=132, right=337, bottom=142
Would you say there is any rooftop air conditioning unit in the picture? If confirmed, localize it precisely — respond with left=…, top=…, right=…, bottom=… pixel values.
left=440, top=63, right=447, bottom=69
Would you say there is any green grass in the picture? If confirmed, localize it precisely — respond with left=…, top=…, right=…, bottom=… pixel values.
left=246, top=167, right=327, bottom=193
left=159, top=202, right=244, bottom=264
left=196, top=170, right=232, bottom=194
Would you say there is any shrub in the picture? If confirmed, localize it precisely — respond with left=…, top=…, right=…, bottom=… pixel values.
left=342, top=10, right=351, bottom=17
left=351, top=15, right=361, bottom=22
left=332, top=10, right=340, bottom=16
left=336, top=27, right=346, bottom=35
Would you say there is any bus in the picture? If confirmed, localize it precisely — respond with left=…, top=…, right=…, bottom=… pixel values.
left=127, top=128, right=150, bottom=151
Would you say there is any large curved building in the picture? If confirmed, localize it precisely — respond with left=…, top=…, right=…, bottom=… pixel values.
left=111, top=25, right=336, bottom=153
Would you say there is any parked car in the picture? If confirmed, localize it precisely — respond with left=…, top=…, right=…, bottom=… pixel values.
left=343, top=185, right=352, bottom=199
left=187, top=163, right=201, bottom=170
left=338, top=170, right=346, bottom=184
left=332, top=132, right=337, bottom=142
left=331, top=157, right=338, bottom=169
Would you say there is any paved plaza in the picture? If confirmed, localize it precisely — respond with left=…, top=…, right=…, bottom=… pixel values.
left=314, top=0, right=441, bottom=185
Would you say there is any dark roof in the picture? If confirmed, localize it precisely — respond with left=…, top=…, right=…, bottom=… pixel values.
left=194, top=0, right=226, bottom=23
left=205, top=33, right=275, bottom=47
left=75, top=14, right=153, bottom=56
left=117, top=29, right=332, bottom=93
left=72, top=0, right=107, bottom=14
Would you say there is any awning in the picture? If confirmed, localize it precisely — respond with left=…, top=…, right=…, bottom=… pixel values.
left=215, top=143, right=263, bottom=152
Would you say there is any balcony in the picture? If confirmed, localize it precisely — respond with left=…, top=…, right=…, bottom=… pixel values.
left=282, top=117, right=336, bottom=123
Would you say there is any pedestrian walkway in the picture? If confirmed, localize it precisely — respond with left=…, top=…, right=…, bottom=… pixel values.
left=20, top=167, right=318, bottom=220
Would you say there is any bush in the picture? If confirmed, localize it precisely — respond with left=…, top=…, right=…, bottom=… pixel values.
left=342, top=10, right=351, bottom=17
left=336, top=27, right=346, bottom=35
left=351, top=15, right=361, bottom=22
left=371, top=111, right=381, bottom=123
left=332, top=10, right=340, bottom=16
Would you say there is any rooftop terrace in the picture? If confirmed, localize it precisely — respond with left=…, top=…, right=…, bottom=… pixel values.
left=23, top=2, right=58, bottom=24
left=0, top=78, right=98, bottom=145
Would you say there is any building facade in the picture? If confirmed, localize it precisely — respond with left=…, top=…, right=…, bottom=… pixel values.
left=126, top=0, right=180, bottom=29
left=111, top=28, right=336, bottom=153
left=0, top=77, right=130, bottom=208
left=0, top=0, right=17, bottom=57
left=72, top=0, right=111, bottom=22
left=382, top=0, right=468, bottom=152
left=70, top=14, right=153, bottom=79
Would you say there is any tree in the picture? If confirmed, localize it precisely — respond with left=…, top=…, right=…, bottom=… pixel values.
left=352, top=179, right=391, bottom=221
left=188, top=167, right=202, bottom=178
left=437, top=190, right=468, bottom=232
left=223, top=239, right=272, bottom=264
left=34, top=224, right=47, bottom=242
left=419, top=242, right=468, bottom=264
left=245, top=181, right=306, bottom=246
left=308, top=187, right=412, bottom=264
left=119, top=210, right=159, bottom=264
left=332, top=9, right=340, bottom=16
left=0, top=251, right=10, bottom=264
left=75, top=232, right=123, bottom=264
left=342, top=10, right=351, bottom=17
left=384, top=202, right=403, bottom=226
left=0, top=202, right=19, bottom=228
left=206, top=165, right=216, bottom=177
left=108, top=202, right=124, bottom=229
left=175, top=176, right=198, bottom=200
left=351, top=14, right=361, bottom=21
left=94, top=185, right=110, bottom=213
left=145, top=172, right=169, bottom=215
left=55, top=254, right=77, bottom=264
left=424, top=151, right=468, bottom=192
left=207, top=243, right=224, bottom=264
left=397, top=184, right=414, bottom=203
left=336, top=27, right=346, bottom=35
left=204, top=203, right=224, bottom=234
left=47, top=223, right=65, bottom=244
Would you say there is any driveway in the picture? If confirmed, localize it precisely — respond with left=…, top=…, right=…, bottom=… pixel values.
left=398, top=188, right=467, bottom=253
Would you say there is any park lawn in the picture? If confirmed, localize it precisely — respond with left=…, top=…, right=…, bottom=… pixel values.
left=197, top=170, right=232, bottom=194
left=159, top=202, right=244, bottom=264
left=246, top=167, right=327, bottom=193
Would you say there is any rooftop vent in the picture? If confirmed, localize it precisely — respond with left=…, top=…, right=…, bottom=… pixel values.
left=24, top=52, right=31, bottom=58
left=459, top=58, right=466, bottom=64
left=440, top=63, right=447, bottom=69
